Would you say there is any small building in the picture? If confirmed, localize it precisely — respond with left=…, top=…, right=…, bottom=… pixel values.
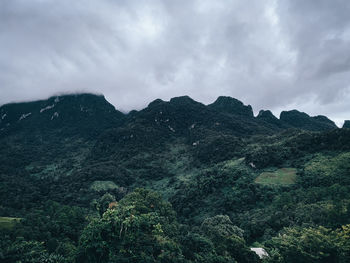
left=250, top=247, right=269, bottom=259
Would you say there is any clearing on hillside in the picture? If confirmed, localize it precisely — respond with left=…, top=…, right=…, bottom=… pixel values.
left=90, top=180, right=119, bottom=192
left=255, top=168, right=297, bottom=185
left=0, top=217, right=21, bottom=230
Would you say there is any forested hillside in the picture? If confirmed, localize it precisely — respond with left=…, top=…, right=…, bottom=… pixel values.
left=1, top=93, right=349, bottom=262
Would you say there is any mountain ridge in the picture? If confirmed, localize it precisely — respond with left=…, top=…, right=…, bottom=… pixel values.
left=0, top=93, right=342, bottom=137
left=1, top=93, right=350, bottom=262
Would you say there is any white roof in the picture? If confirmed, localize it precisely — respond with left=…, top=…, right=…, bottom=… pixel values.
left=250, top=247, right=269, bottom=259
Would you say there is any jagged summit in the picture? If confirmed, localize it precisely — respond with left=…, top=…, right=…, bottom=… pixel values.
left=169, top=95, right=203, bottom=106
left=256, top=110, right=282, bottom=126
left=147, top=96, right=204, bottom=109
left=0, top=93, right=341, bottom=138
left=280, top=110, right=337, bottom=131
left=147, top=98, right=164, bottom=108
left=257, top=110, right=278, bottom=120
left=208, top=96, right=254, bottom=117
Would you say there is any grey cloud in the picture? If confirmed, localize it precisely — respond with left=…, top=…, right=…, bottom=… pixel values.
left=0, top=0, right=349, bottom=123
left=277, top=0, right=350, bottom=104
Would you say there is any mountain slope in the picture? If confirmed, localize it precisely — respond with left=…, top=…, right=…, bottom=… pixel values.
left=1, top=93, right=349, bottom=262
left=0, top=93, right=124, bottom=138
left=280, top=110, right=337, bottom=131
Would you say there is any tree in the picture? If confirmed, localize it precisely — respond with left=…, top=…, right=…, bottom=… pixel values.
left=265, top=226, right=339, bottom=263
left=200, top=215, right=244, bottom=240
left=77, top=188, right=183, bottom=263
left=0, top=239, right=66, bottom=263
left=200, top=215, right=260, bottom=263
left=96, top=193, right=116, bottom=217
left=336, top=224, right=350, bottom=263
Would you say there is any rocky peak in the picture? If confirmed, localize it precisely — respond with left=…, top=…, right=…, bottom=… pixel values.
left=208, top=96, right=254, bottom=117
left=256, top=110, right=281, bottom=126
left=169, top=96, right=203, bottom=107
left=280, top=110, right=337, bottom=131
left=147, top=99, right=165, bottom=108
left=257, top=110, right=278, bottom=120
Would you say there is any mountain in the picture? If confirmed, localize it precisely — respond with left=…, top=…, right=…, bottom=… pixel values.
left=0, top=93, right=124, bottom=138
left=127, top=95, right=265, bottom=137
left=208, top=96, right=254, bottom=117
left=0, top=94, right=126, bottom=210
left=1, top=93, right=349, bottom=263
left=343, top=120, right=350, bottom=128
left=280, top=110, right=337, bottom=131
left=1, top=94, right=338, bottom=141
left=256, top=109, right=286, bottom=128
left=0, top=93, right=342, bottom=207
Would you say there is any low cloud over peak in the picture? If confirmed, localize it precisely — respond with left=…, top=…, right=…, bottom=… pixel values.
left=1, top=0, right=349, bottom=126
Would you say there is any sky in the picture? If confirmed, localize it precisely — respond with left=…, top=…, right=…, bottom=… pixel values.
left=1, top=0, right=350, bottom=126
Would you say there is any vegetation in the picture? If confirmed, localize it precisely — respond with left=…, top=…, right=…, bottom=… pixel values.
left=0, top=94, right=349, bottom=262
left=255, top=168, right=297, bottom=185
left=0, top=217, right=21, bottom=230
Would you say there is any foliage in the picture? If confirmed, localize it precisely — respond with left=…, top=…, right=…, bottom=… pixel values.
left=78, top=188, right=183, bottom=263
left=199, top=215, right=260, bottom=263
left=94, top=193, right=116, bottom=217
left=0, top=201, right=87, bottom=262
left=264, top=225, right=350, bottom=263
left=200, top=215, right=244, bottom=239
left=0, top=239, right=67, bottom=263
left=1, top=94, right=350, bottom=262
left=90, top=180, right=119, bottom=192
left=255, top=168, right=297, bottom=185
left=0, top=217, right=21, bottom=230
left=336, top=224, right=350, bottom=262
left=300, top=152, right=350, bottom=187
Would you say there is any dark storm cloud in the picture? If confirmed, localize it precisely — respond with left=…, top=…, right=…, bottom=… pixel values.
left=0, top=0, right=349, bottom=125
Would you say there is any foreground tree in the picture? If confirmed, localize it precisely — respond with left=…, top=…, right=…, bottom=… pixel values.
left=200, top=215, right=260, bottom=263
left=336, top=224, right=350, bottom=263
left=264, top=226, right=339, bottom=263
left=77, top=188, right=183, bottom=263
left=0, top=239, right=66, bottom=263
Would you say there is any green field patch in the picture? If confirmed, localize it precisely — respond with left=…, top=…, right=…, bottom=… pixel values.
left=255, top=168, right=297, bottom=185
left=90, top=180, right=119, bottom=192
left=0, top=217, right=21, bottom=230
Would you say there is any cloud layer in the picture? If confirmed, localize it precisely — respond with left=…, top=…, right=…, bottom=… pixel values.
left=1, top=0, right=350, bottom=125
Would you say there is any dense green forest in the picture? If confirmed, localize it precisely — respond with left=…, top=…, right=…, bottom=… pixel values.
left=0, top=93, right=350, bottom=262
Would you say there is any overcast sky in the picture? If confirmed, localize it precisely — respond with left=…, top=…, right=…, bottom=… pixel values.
left=1, top=0, right=350, bottom=126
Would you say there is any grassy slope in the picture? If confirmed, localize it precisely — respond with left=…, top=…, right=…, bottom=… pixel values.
left=255, top=168, right=297, bottom=185
left=0, top=217, right=21, bottom=230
